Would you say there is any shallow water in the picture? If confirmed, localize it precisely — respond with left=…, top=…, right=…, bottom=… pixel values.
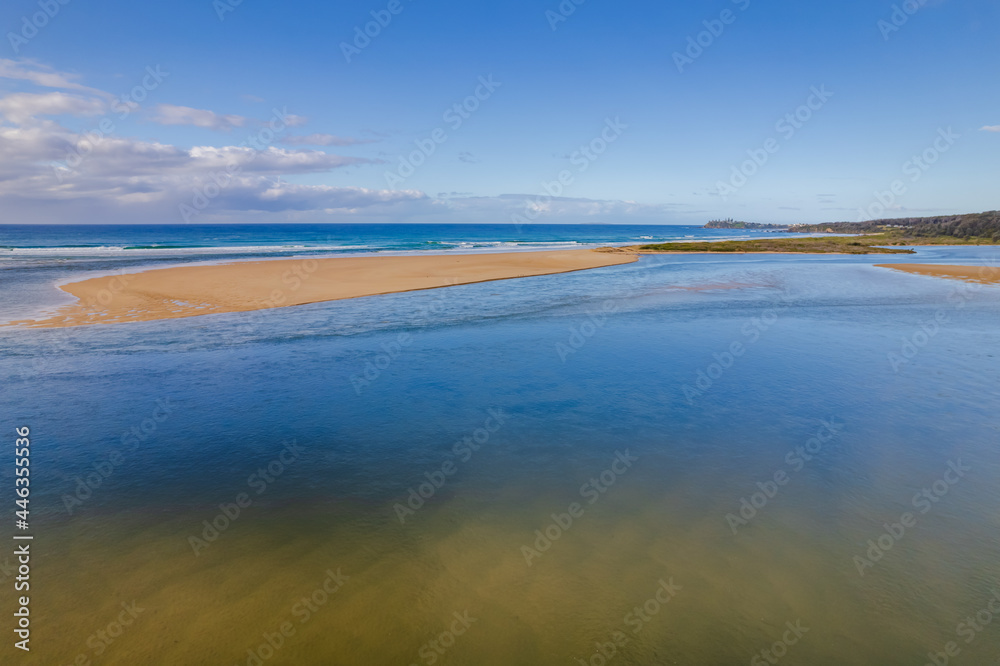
left=2, top=245, right=1000, bottom=665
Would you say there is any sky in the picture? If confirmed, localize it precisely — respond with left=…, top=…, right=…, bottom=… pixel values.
left=0, top=0, right=996, bottom=225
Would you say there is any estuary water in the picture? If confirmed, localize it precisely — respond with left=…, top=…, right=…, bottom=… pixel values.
left=1, top=225, right=999, bottom=665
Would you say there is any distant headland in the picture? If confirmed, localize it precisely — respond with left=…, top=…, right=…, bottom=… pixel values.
left=703, top=219, right=787, bottom=230
left=611, top=211, right=1000, bottom=255
left=788, top=211, right=1000, bottom=243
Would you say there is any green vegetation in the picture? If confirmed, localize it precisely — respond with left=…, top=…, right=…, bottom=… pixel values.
left=606, top=211, right=1000, bottom=254
left=630, top=236, right=914, bottom=254
left=703, top=218, right=786, bottom=230
left=790, top=211, right=1000, bottom=244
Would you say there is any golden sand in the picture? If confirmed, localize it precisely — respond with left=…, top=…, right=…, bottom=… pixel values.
left=7, top=250, right=637, bottom=328
left=876, top=263, right=1000, bottom=285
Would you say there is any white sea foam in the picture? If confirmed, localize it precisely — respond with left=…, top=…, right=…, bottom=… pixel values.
left=1, top=244, right=372, bottom=256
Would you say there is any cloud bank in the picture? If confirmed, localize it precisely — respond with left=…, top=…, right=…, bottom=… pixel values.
left=0, top=58, right=682, bottom=225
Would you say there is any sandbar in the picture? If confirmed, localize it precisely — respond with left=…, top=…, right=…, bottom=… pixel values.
left=876, top=263, right=1000, bottom=285
left=7, top=249, right=637, bottom=328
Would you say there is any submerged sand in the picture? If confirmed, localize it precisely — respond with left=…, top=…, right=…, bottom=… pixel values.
left=7, top=249, right=637, bottom=328
left=876, top=263, right=1000, bottom=285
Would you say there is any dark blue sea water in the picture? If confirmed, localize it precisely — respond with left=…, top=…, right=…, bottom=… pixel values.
left=1, top=226, right=999, bottom=665
left=0, top=223, right=791, bottom=256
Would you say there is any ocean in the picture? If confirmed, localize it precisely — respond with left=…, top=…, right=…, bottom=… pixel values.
left=0, top=222, right=793, bottom=257
left=1, top=224, right=999, bottom=665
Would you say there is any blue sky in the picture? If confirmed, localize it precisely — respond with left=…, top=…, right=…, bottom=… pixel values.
left=0, top=0, right=996, bottom=224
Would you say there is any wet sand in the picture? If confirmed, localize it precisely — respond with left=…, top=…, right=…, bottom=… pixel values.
left=876, top=263, right=1000, bottom=284
left=7, top=250, right=637, bottom=328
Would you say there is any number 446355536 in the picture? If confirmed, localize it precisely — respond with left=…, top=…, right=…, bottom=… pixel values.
left=15, top=427, right=29, bottom=525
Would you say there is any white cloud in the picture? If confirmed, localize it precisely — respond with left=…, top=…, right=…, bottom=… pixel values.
left=0, top=60, right=416, bottom=223
left=282, top=133, right=375, bottom=147
left=184, top=145, right=376, bottom=174
left=150, top=104, right=249, bottom=131
left=0, top=58, right=693, bottom=225
left=980, top=125, right=1000, bottom=132
left=149, top=105, right=308, bottom=132
left=0, top=120, right=420, bottom=222
left=0, top=92, right=106, bottom=124
left=0, top=59, right=112, bottom=99
left=433, top=193, right=684, bottom=225
left=0, top=123, right=380, bottom=186
left=218, top=181, right=426, bottom=212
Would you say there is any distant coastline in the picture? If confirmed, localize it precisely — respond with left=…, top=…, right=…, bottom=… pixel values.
left=788, top=210, right=1000, bottom=244
left=601, top=236, right=915, bottom=255
left=703, top=219, right=787, bottom=230
left=667, top=210, right=1000, bottom=253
